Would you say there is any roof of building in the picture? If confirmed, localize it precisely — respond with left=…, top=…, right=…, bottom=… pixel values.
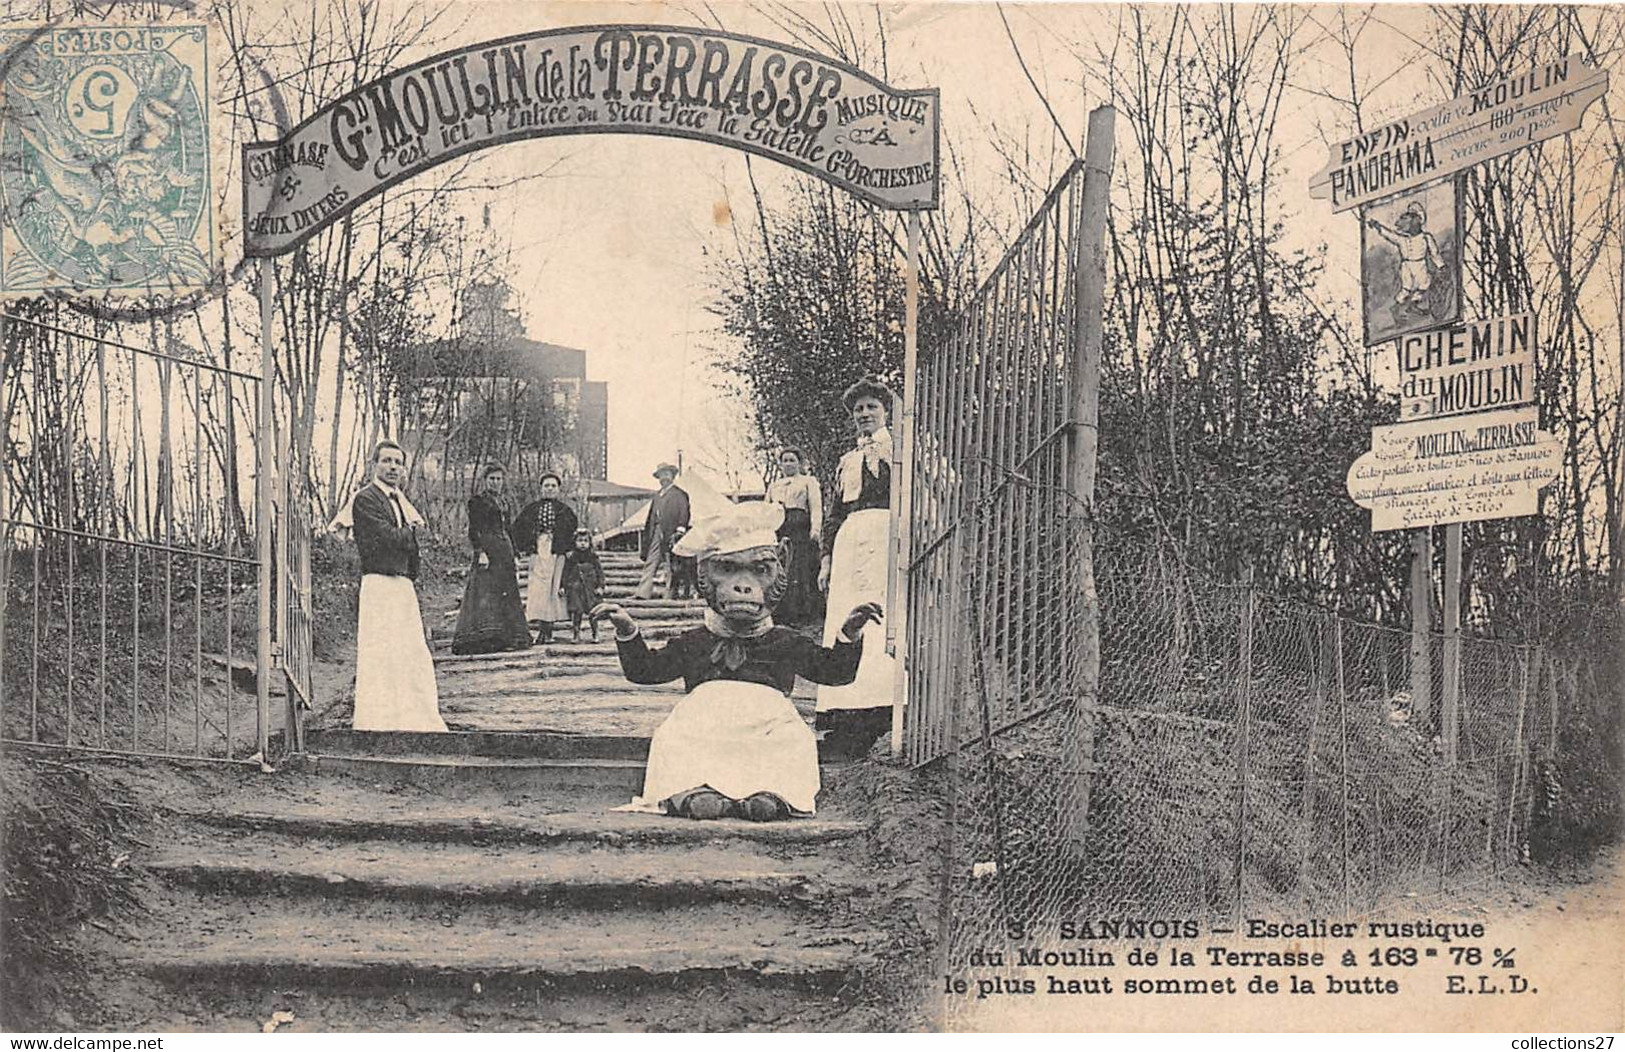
left=584, top=479, right=655, bottom=501
left=413, top=335, right=589, bottom=382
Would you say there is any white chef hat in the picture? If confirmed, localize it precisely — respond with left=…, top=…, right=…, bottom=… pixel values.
left=671, top=502, right=785, bottom=560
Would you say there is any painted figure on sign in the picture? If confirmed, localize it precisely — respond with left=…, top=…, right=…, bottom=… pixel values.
left=1366, top=201, right=1443, bottom=315
left=593, top=503, right=881, bottom=821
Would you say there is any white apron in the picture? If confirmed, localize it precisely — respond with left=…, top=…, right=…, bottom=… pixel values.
left=525, top=539, right=568, bottom=622
left=618, top=679, right=820, bottom=815
left=816, top=508, right=896, bottom=713
left=353, top=574, right=445, bottom=732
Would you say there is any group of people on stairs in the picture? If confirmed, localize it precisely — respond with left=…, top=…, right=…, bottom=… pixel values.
left=331, top=376, right=905, bottom=822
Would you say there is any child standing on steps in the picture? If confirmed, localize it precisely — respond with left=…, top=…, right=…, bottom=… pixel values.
left=561, top=529, right=605, bottom=642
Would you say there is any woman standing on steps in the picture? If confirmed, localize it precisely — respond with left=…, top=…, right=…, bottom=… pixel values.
left=451, top=464, right=532, bottom=655
left=815, top=377, right=899, bottom=757
left=514, top=472, right=578, bottom=646
left=766, top=447, right=824, bottom=627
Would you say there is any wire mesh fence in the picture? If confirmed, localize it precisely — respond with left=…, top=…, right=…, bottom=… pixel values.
left=927, top=518, right=1616, bottom=1030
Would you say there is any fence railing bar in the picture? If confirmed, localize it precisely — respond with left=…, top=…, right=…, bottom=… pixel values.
left=908, top=428, right=1079, bottom=575
left=0, top=521, right=263, bottom=567
left=65, top=333, right=77, bottom=747
left=1, top=314, right=263, bottom=382
left=96, top=338, right=109, bottom=748
left=970, top=157, right=1086, bottom=308
left=160, top=355, right=175, bottom=752
left=1013, top=234, right=1038, bottom=722
left=194, top=368, right=205, bottom=755
left=0, top=737, right=263, bottom=766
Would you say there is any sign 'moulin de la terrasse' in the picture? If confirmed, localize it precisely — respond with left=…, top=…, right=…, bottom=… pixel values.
left=242, top=25, right=940, bottom=255
left=1395, top=311, right=1535, bottom=422
left=1346, top=404, right=1561, bottom=531
left=1309, top=54, right=1608, bottom=212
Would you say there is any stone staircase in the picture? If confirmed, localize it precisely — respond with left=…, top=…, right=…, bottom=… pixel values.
left=101, top=550, right=902, bottom=1031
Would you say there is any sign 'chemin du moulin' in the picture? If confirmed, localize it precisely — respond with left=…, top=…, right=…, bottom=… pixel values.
left=1396, top=311, right=1535, bottom=421
left=1309, top=54, right=1609, bottom=212
left=242, top=24, right=940, bottom=255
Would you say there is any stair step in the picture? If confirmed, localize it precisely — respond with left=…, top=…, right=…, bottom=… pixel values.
left=436, top=675, right=817, bottom=704
left=297, top=753, right=647, bottom=793
left=432, top=622, right=693, bottom=649
left=171, top=803, right=869, bottom=847
left=127, top=896, right=885, bottom=994
left=304, top=729, right=651, bottom=760
left=147, top=836, right=846, bottom=907
left=437, top=661, right=634, bottom=681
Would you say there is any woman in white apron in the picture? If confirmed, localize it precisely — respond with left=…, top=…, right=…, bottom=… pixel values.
left=513, top=472, right=577, bottom=645
left=815, top=377, right=898, bottom=756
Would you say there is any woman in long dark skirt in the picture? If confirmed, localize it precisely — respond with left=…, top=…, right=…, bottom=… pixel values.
left=452, top=465, right=532, bottom=655
left=766, top=447, right=824, bottom=626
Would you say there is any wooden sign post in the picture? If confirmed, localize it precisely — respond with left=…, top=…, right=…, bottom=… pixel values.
left=1326, top=58, right=1607, bottom=759
left=1410, top=528, right=1433, bottom=728
left=1442, top=522, right=1463, bottom=763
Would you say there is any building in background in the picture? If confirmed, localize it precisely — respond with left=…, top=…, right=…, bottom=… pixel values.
left=399, top=334, right=610, bottom=529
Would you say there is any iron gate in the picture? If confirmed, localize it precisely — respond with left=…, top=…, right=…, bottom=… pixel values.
left=0, top=310, right=312, bottom=762
left=903, top=154, right=1100, bottom=767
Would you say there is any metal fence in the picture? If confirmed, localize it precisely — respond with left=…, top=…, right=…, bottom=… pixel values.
left=0, top=312, right=269, bottom=761
left=277, top=465, right=315, bottom=754
left=905, top=156, right=1091, bottom=766
left=933, top=535, right=1612, bottom=1029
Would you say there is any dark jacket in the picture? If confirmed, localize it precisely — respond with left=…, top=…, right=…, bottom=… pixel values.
left=640, top=484, right=691, bottom=559
left=352, top=483, right=420, bottom=579
left=615, top=625, right=860, bottom=696
left=513, top=498, right=579, bottom=556
left=466, top=494, right=518, bottom=568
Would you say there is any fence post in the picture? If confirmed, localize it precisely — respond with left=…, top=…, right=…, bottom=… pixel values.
left=255, top=257, right=275, bottom=763
left=1505, top=645, right=1531, bottom=858
left=1441, top=522, right=1463, bottom=764
left=1409, top=527, right=1433, bottom=728
left=1334, top=613, right=1351, bottom=920
left=1062, top=105, right=1115, bottom=850
left=1231, top=569, right=1256, bottom=927
left=888, top=208, right=921, bottom=758
left=0, top=312, right=9, bottom=723
left=1296, top=612, right=1327, bottom=891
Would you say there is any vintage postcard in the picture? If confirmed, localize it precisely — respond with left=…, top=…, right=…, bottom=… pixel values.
left=0, top=0, right=1619, bottom=1037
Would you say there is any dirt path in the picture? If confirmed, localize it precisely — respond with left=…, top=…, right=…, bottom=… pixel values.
left=55, top=551, right=932, bottom=1033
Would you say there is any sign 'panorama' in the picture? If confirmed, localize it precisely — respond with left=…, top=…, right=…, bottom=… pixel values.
left=242, top=24, right=940, bottom=254
left=1309, top=54, right=1608, bottom=212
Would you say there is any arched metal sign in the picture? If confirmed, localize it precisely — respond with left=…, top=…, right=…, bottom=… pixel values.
left=242, top=23, right=939, bottom=255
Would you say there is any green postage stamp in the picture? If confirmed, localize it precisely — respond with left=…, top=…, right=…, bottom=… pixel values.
left=0, top=23, right=218, bottom=300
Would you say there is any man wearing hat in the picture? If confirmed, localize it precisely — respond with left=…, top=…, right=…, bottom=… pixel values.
left=593, top=502, right=880, bottom=820
left=633, top=462, right=690, bottom=600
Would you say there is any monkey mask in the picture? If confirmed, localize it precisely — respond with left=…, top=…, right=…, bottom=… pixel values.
left=673, top=503, right=790, bottom=636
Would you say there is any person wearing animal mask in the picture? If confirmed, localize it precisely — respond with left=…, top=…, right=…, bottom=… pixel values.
left=593, top=503, right=882, bottom=821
